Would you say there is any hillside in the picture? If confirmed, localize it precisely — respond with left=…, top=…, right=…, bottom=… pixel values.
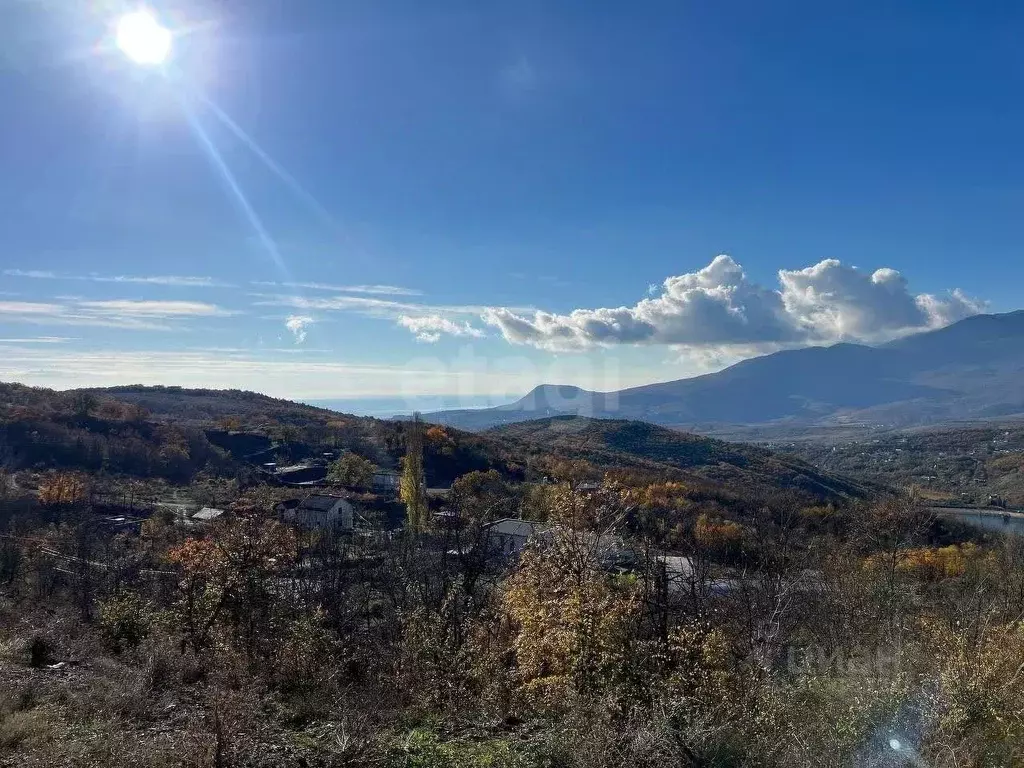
left=0, top=382, right=868, bottom=505
left=788, top=424, right=1024, bottom=506
left=93, top=385, right=346, bottom=426
left=424, top=311, right=1024, bottom=434
left=489, top=416, right=872, bottom=501
left=0, top=382, right=520, bottom=488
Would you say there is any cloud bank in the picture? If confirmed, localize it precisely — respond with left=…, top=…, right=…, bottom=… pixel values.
left=481, top=255, right=984, bottom=351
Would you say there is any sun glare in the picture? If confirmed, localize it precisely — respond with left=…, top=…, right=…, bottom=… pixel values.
left=116, top=10, right=172, bottom=65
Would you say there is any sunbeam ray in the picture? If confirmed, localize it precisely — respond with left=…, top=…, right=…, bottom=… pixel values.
left=177, top=95, right=292, bottom=282
left=196, top=92, right=339, bottom=229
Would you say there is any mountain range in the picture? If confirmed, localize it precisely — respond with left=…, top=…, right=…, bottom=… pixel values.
left=423, top=310, right=1024, bottom=435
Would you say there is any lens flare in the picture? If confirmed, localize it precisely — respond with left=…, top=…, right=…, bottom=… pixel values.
left=116, top=11, right=172, bottom=65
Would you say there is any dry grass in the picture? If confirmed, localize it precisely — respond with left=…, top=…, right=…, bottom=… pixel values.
left=0, top=709, right=49, bottom=752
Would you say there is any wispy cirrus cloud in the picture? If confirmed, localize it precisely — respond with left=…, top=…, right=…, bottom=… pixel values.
left=252, top=280, right=422, bottom=296
left=4, top=270, right=58, bottom=279
left=3, top=269, right=233, bottom=288
left=252, top=292, right=501, bottom=340
left=251, top=292, right=503, bottom=320
left=93, top=275, right=233, bottom=288
left=0, top=336, right=72, bottom=344
left=75, top=300, right=235, bottom=317
left=0, top=298, right=239, bottom=330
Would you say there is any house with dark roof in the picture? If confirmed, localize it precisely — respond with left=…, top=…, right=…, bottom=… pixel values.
left=482, top=518, right=547, bottom=559
left=280, top=494, right=354, bottom=531
left=275, top=463, right=328, bottom=485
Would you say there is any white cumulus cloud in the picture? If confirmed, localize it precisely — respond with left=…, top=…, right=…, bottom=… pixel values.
left=397, top=315, right=486, bottom=343
left=482, top=254, right=984, bottom=352
left=285, top=315, right=314, bottom=343
left=777, top=259, right=982, bottom=341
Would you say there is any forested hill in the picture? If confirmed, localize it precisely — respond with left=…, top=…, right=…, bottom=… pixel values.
left=0, top=382, right=869, bottom=504
left=89, top=385, right=348, bottom=427
left=490, top=416, right=873, bottom=500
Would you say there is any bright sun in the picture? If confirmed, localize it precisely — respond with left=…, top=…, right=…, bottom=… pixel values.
left=116, top=11, right=172, bottom=65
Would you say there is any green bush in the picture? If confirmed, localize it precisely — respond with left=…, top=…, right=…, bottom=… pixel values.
left=98, top=592, right=153, bottom=654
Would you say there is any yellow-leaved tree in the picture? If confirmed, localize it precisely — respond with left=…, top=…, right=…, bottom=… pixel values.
left=38, top=472, right=89, bottom=509
left=401, top=414, right=428, bottom=532
left=500, top=524, right=642, bottom=711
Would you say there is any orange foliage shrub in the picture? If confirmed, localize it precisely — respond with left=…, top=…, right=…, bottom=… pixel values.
left=425, top=425, right=456, bottom=453
left=37, top=472, right=88, bottom=507
left=694, top=513, right=743, bottom=549
left=865, top=543, right=980, bottom=581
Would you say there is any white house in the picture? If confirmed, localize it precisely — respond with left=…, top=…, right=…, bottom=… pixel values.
left=281, top=494, right=355, bottom=531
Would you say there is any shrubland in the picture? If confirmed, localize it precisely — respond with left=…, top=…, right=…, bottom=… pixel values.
left=0, top=465, right=1021, bottom=767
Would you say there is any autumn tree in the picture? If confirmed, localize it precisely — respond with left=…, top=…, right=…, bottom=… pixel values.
left=694, top=513, right=744, bottom=557
left=279, top=424, right=301, bottom=443
left=38, top=472, right=89, bottom=509
left=167, top=515, right=297, bottom=657
left=624, top=480, right=694, bottom=545
left=544, top=457, right=601, bottom=488
left=401, top=414, right=428, bottom=532
left=217, top=415, right=243, bottom=432
left=425, top=425, right=456, bottom=455
left=328, top=452, right=375, bottom=490
left=449, top=469, right=516, bottom=524
left=501, top=525, right=642, bottom=710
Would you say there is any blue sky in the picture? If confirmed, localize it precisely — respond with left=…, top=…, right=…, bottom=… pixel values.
left=1, top=1, right=1021, bottom=404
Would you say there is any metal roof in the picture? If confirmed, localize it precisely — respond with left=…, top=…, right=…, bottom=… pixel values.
left=483, top=518, right=545, bottom=538
left=298, top=495, right=347, bottom=512
left=192, top=507, right=225, bottom=521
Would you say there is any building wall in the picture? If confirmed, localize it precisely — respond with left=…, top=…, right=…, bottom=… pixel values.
left=489, top=532, right=528, bottom=557
left=289, top=500, right=354, bottom=531
left=373, top=472, right=400, bottom=490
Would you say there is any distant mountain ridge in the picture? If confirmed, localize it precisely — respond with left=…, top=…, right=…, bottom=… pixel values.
left=423, top=311, right=1024, bottom=433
